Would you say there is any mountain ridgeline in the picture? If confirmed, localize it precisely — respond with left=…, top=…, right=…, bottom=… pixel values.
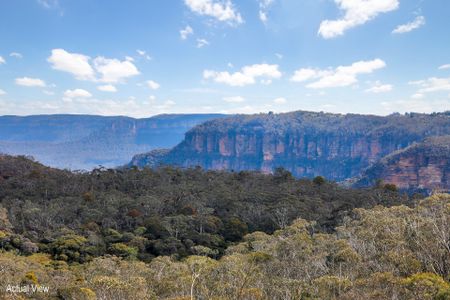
left=0, top=114, right=225, bottom=170
left=130, top=111, right=450, bottom=191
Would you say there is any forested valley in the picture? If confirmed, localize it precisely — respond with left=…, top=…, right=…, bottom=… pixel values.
left=1, top=155, right=449, bottom=299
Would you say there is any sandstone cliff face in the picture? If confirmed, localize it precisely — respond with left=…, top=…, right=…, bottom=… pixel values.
left=355, top=136, right=450, bottom=192
left=131, top=111, right=450, bottom=183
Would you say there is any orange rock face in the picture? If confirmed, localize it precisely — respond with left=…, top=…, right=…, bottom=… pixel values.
left=356, top=137, right=450, bottom=192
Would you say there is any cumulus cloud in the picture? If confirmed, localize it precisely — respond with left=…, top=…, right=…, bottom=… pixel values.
left=48, top=49, right=140, bottom=83
left=410, top=77, right=450, bottom=93
left=0, top=56, right=5, bottom=64
left=318, top=0, right=399, bottom=39
left=0, top=89, right=6, bottom=96
left=63, top=89, right=92, bottom=100
left=197, top=38, right=210, bottom=48
left=93, top=57, right=140, bottom=83
left=204, top=63, right=282, bottom=86
left=184, top=0, right=243, bottom=25
left=365, top=81, right=393, bottom=93
left=147, top=80, right=160, bottom=90
left=291, top=59, right=386, bottom=89
left=438, top=64, right=450, bottom=70
left=180, top=26, right=194, bottom=40
left=15, top=77, right=46, bottom=87
left=97, top=85, right=117, bottom=92
left=392, top=16, right=425, bottom=34
left=48, top=49, right=95, bottom=81
left=9, top=52, right=23, bottom=59
left=223, top=96, right=245, bottom=103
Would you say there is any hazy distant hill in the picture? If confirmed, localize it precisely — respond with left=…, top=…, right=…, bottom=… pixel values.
left=0, top=114, right=225, bottom=170
left=129, top=111, right=450, bottom=185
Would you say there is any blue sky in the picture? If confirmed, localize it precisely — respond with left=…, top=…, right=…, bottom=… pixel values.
left=0, top=0, right=449, bottom=117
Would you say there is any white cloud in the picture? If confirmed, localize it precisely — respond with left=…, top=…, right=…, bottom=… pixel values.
left=223, top=96, right=245, bottom=103
left=291, top=68, right=327, bottom=82
left=318, top=0, right=399, bottom=39
left=259, top=0, right=274, bottom=23
left=147, top=80, right=160, bottom=90
left=197, top=38, right=210, bottom=48
left=184, top=0, right=243, bottom=25
left=93, top=57, right=140, bottom=83
left=410, top=77, right=450, bottom=93
left=411, top=93, right=424, bottom=99
left=0, top=56, right=5, bottom=64
left=392, top=16, right=425, bottom=34
left=365, top=81, right=393, bottom=93
left=9, top=52, right=23, bottom=59
left=180, top=26, right=194, bottom=40
left=15, top=77, right=46, bottom=87
left=97, top=85, right=117, bottom=92
left=0, top=89, right=6, bottom=96
left=136, top=49, right=152, bottom=60
left=438, top=64, right=450, bottom=70
left=37, top=0, right=59, bottom=9
left=0, top=96, right=181, bottom=118
left=48, top=49, right=140, bottom=83
left=291, top=59, right=386, bottom=89
left=48, top=49, right=95, bottom=81
left=63, top=89, right=92, bottom=99
left=204, top=63, right=281, bottom=86
left=273, top=97, right=287, bottom=104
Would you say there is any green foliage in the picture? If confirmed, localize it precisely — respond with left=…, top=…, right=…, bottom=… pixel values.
left=0, top=194, right=448, bottom=299
left=49, top=234, right=90, bottom=263
left=108, top=243, right=138, bottom=259
left=384, top=183, right=398, bottom=192
left=313, top=175, right=326, bottom=185
left=0, top=154, right=417, bottom=265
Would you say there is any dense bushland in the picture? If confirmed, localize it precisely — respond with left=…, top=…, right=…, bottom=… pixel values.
left=0, top=193, right=448, bottom=299
left=0, top=155, right=411, bottom=263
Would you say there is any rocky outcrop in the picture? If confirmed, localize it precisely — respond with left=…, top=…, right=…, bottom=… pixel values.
left=130, top=111, right=450, bottom=182
left=354, top=136, right=450, bottom=192
left=127, top=149, right=170, bottom=168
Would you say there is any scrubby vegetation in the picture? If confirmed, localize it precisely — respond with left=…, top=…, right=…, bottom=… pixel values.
left=0, top=155, right=412, bottom=264
left=2, top=155, right=448, bottom=299
left=0, top=192, right=448, bottom=299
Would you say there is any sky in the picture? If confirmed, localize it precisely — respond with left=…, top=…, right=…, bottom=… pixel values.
left=0, top=0, right=449, bottom=117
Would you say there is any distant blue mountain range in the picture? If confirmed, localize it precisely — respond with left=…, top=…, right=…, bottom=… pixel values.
left=0, top=114, right=225, bottom=170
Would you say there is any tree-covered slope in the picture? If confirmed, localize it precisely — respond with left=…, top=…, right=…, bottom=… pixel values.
left=1, top=193, right=448, bottom=299
left=0, top=155, right=412, bottom=264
